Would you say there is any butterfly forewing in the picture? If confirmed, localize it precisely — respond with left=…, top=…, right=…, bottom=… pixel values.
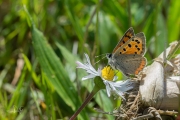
left=112, top=27, right=135, bottom=53
left=114, top=32, right=146, bottom=55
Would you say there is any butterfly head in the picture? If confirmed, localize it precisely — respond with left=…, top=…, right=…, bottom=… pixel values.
left=106, top=53, right=115, bottom=69
left=106, top=53, right=112, bottom=59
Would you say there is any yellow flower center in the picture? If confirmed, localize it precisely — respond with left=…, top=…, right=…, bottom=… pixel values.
left=101, top=66, right=115, bottom=81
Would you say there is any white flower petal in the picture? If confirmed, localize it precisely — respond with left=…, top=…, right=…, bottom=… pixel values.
left=115, top=90, right=125, bottom=100
left=84, top=53, right=91, bottom=65
left=103, top=81, right=111, bottom=97
left=76, top=53, right=100, bottom=80
left=97, top=68, right=101, bottom=74
left=109, top=82, right=126, bottom=100
left=113, top=76, right=118, bottom=81
left=118, top=86, right=133, bottom=92
left=113, top=80, right=129, bottom=86
left=103, top=80, right=134, bottom=100
left=114, top=80, right=134, bottom=92
left=76, top=61, right=87, bottom=69
left=82, top=74, right=96, bottom=80
left=86, top=69, right=99, bottom=76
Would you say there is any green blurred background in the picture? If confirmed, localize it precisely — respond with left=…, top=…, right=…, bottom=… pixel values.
left=0, top=0, right=179, bottom=119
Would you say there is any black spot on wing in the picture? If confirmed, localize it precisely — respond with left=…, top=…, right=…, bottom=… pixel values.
left=125, top=35, right=131, bottom=39
left=135, top=39, right=140, bottom=44
left=128, top=44, right=131, bottom=47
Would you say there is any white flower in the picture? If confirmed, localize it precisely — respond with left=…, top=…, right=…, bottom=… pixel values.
left=103, top=79, right=134, bottom=100
left=76, top=53, right=101, bottom=80
left=76, top=53, right=134, bottom=100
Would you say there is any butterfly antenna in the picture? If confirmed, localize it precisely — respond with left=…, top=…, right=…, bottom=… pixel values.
left=113, top=70, right=119, bottom=81
left=94, top=56, right=107, bottom=65
left=106, top=65, right=119, bottom=79
left=114, top=70, right=119, bottom=76
left=95, top=53, right=106, bottom=58
left=106, top=66, right=118, bottom=80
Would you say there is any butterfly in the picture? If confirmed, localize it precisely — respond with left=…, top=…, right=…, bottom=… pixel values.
left=106, top=27, right=146, bottom=77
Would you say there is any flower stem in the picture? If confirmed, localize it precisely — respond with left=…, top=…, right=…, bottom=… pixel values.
left=69, top=87, right=100, bottom=120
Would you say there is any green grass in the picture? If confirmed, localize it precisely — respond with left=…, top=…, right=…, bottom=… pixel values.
left=0, top=0, right=179, bottom=119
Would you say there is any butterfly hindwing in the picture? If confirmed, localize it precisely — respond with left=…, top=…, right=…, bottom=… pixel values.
left=112, top=27, right=135, bottom=53
left=113, top=54, right=146, bottom=76
left=114, top=32, right=146, bottom=55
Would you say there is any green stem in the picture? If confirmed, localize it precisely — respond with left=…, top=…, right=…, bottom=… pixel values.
left=23, top=5, right=34, bottom=27
left=69, top=87, right=100, bottom=120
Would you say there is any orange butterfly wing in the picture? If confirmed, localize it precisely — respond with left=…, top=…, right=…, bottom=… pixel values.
left=134, top=57, right=146, bottom=75
left=112, top=27, right=135, bottom=53
left=115, top=32, right=146, bottom=55
left=111, top=28, right=146, bottom=76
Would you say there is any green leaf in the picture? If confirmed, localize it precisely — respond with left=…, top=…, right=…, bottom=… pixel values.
left=102, top=0, right=129, bottom=30
left=156, top=13, right=168, bottom=55
left=64, top=0, right=84, bottom=49
left=55, top=42, right=79, bottom=68
left=95, top=91, right=114, bottom=120
left=31, top=24, right=88, bottom=119
left=167, top=0, right=180, bottom=42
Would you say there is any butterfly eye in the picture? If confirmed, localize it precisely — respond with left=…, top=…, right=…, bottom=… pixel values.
left=107, top=54, right=112, bottom=58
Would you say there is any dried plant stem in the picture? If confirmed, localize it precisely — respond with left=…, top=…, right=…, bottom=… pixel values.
left=69, top=87, right=99, bottom=120
left=133, top=113, right=154, bottom=120
left=158, top=110, right=178, bottom=116
left=167, top=40, right=180, bottom=60
left=126, top=92, right=140, bottom=115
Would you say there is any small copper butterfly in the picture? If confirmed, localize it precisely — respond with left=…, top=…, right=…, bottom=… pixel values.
left=106, top=27, right=146, bottom=77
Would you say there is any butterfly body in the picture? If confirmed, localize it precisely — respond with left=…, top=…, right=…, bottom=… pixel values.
left=106, top=27, right=146, bottom=77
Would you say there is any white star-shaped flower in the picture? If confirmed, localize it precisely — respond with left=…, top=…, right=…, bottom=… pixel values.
left=76, top=53, right=134, bottom=100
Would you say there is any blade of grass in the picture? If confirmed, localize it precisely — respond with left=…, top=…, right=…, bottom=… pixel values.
left=22, top=54, right=41, bottom=87
left=31, top=25, right=88, bottom=119
left=7, top=65, right=28, bottom=110
left=30, top=88, right=43, bottom=118
left=0, top=65, right=10, bottom=88
left=167, top=0, right=180, bottom=42
left=64, top=0, right=84, bottom=51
